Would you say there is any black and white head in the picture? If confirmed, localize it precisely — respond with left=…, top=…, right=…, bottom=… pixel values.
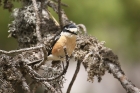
left=61, top=23, right=78, bottom=37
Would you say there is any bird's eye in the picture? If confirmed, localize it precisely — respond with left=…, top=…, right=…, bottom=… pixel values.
left=64, top=27, right=69, bottom=30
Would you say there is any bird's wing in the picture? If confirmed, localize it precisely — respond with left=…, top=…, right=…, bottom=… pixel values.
left=48, top=35, right=61, bottom=55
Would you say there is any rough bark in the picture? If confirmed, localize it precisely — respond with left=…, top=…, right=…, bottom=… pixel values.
left=0, top=0, right=140, bottom=93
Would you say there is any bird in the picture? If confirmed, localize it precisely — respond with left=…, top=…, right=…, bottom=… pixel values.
left=47, top=23, right=78, bottom=61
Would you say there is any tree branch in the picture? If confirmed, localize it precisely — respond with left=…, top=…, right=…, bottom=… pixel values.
left=0, top=0, right=140, bottom=93
left=106, top=62, right=140, bottom=93
left=32, top=0, right=48, bottom=68
left=66, top=60, right=81, bottom=93
left=0, top=45, right=43, bottom=56
left=32, top=0, right=42, bottom=42
left=58, top=0, right=63, bottom=29
left=21, top=59, right=58, bottom=93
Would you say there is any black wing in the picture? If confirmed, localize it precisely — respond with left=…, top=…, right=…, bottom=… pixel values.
left=48, top=35, right=60, bottom=55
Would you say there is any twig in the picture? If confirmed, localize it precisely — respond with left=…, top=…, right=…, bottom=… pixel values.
left=0, top=45, right=43, bottom=56
left=82, top=51, right=93, bottom=69
left=77, top=24, right=87, bottom=35
left=53, top=0, right=69, bottom=7
left=47, top=10, right=60, bottom=26
left=32, top=0, right=42, bottom=42
left=21, top=77, right=30, bottom=93
left=35, top=46, right=48, bottom=68
left=32, top=0, right=48, bottom=68
left=43, top=81, right=58, bottom=93
left=21, top=59, right=58, bottom=93
left=71, top=47, right=93, bottom=90
left=21, top=59, right=42, bottom=78
left=66, top=60, right=81, bottom=93
left=106, top=62, right=140, bottom=93
left=48, top=1, right=69, bottom=25
left=58, top=0, right=63, bottom=29
left=27, top=59, right=42, bottom=66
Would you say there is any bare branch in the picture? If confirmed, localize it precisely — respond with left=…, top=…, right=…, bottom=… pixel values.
left=53, top=0, right=69, bottom=7
left=1, top=0, right=140, bottom=93
left=106, top=62, right=140, bottom=93
left=66, top=60, right=81, bottom=93
left=48, top=1, right=70, bottom=25
left=66, top=52, right=93, bottom=93
left=58, top=0, right=63, bottom=29
left=31, top=0, right=48, bottom=69
left=0, top=45, right=43, bottom=56
left=31, top=0, right=42, bottom=42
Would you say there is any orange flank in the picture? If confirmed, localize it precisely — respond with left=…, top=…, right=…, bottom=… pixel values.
left=52, top=35, right=76, bottom=57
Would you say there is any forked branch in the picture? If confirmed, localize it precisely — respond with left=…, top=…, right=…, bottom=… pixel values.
left=0, top=0, right=140, bottom=93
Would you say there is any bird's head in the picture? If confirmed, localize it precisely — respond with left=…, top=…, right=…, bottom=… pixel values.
left=61, top=23, right=78, bottom=37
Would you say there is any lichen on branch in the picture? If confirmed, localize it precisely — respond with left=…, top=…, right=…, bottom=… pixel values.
left=0, top=0, right=140, bottom=93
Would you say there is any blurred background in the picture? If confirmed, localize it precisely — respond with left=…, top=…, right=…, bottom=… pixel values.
left=0, top=0, right=140, bottom=93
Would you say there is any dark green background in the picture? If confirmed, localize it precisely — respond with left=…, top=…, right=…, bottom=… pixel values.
left=0, top=0, right=140, bottom=63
